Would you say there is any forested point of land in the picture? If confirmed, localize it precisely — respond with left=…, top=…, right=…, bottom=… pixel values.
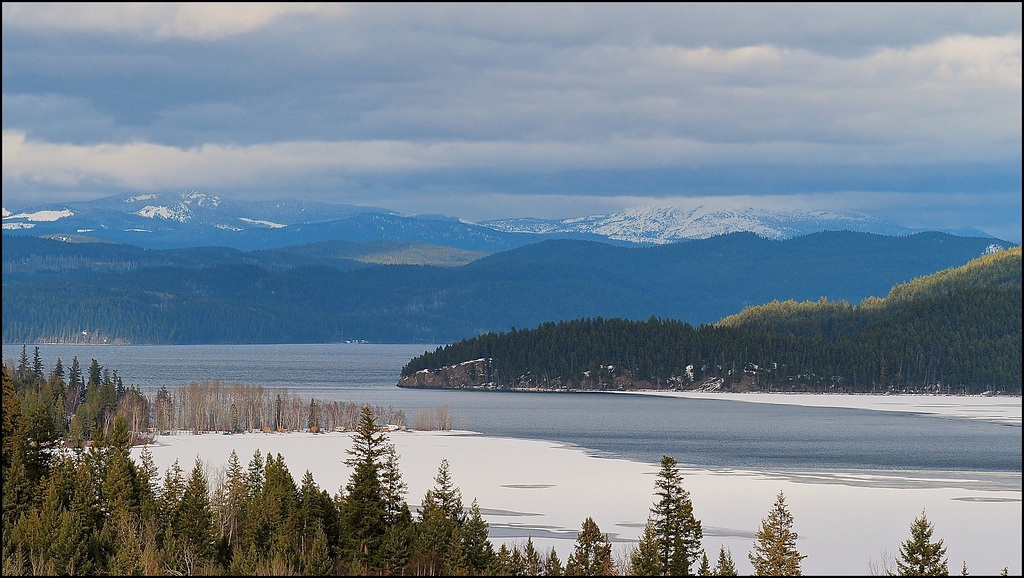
left=400, top=246, right=1022, bottom=394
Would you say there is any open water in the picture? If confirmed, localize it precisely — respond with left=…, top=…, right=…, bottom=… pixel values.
left=5, top=343, right=1020, bottom=473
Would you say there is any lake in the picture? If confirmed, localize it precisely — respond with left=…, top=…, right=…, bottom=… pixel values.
left=5, top=343, right=1021, bottom=473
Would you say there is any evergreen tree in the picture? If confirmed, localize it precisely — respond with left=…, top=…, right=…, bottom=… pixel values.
left=749, top=491, right=805, bottom=576
left=650, top=455, right=703, bottom=575
left=32, top=346, right=44, bottom=378
left=302, top=520, right=332, bottom=576
left=895, top=510, right=948, bottom=576
left=341, top=405, right=388, bottom=567
left=523, top=536, right=542, bottom=576
left=697, top=551, right=711, bottom=575
left=630, top=520, right=663, bottom=576
left=380, top=442, right=408, bottom=526
left=462, top=499, right=496, bottom=574
left=417, top=458, right=467, bottom=573
left=68, top=356, right=84, bottom=409
left=171, top=457, right=215, bottom=574
left=713, top=545, right=738, bottom=576
left=17, top=345, right=30, bottom=379
left=565, top=517, right=614, bottom=576
left=1, top=365, right=24, bottom=523
left=88, top=358, right=102, bottom=390
left=546, top=546, right=563, bottom=576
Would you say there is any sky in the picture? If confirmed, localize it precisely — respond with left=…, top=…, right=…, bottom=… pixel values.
left=2, top=3, right=1021, bottom=242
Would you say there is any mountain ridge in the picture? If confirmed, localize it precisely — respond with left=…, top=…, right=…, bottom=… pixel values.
left=3, top=230, right=1012, bottom=345
left=3, top=191, right=995, bottom=252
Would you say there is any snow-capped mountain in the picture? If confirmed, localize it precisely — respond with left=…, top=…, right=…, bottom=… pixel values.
left=3, top=192, right=994, bottom=252
left=0, top=191, right=540, bottom=252
left=481, top=204, right=917, bottom=244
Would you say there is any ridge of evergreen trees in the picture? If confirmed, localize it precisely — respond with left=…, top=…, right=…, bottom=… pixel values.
left=402, top=247, right=1022, bottom=393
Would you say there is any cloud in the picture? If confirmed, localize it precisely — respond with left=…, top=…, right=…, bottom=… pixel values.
left=1, top=2, right=348, bottom=41
left=2, top=4, right=1020, bottom=241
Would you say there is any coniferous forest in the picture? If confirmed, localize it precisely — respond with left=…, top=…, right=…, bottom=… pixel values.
left=2, top=357, right=998, bottom=576
left=0, top=360, right=799, bottom=576
left=401, top=246, right=1022, bottom=394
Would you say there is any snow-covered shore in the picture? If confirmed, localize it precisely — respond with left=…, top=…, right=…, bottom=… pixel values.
left=133, top=428, right=1021, bottom=576
left=610, top=390, right=1023, bottom=426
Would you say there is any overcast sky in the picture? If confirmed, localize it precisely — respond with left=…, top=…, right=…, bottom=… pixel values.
left=2, top=3, right=1021, bottom=241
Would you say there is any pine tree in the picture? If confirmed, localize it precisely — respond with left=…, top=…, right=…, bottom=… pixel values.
left=713, top=545, right=738, bottom=576
left=895, top=510, right=948, bottom=576
left=651, top=455, right=703, bottom=575
left=749, top=491, right=805, bottom=576
left=565, top=517, right=614, bottom=576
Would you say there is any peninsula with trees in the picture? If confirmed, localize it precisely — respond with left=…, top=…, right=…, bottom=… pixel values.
left=399, top=246, right=1022, bottom=394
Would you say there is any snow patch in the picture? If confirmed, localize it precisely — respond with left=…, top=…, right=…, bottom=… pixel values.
left=136, top=205, right=191, bottom=222
left=2, top=222, right=35, bottom=230
left=238, top=217, right=286, bottom=228
left=77, top=229, right=94, bottom=233
left=124, top=194, right=158, bottom=203
left=484, top=203, right=906, bottom=243
left=5, top=209, right=74, bottom=222
left=1, top=207, right=10, bottom=217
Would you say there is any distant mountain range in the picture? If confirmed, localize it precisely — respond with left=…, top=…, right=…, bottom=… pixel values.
left=484, top=204, right=921, bottom=243
left=2, top=191, right=994, bottom=252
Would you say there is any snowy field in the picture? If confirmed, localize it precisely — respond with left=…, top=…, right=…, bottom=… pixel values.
left=134, top=394, right=1022, bottom=576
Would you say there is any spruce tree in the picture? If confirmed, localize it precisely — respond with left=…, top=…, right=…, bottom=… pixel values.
left=713, top=545, right=738, bottom=576
left=341, top=405, right=387, bottom=566
left=651, top=455, right=703, bottom=575
left=546, top=546, right=563, bottom=576
left=749, top=491, right=805, bottom=576
left=895, top=510, right=948, bottom=576
left=565, top=517, right=614, bottom=576
left=173, top=457, right=215, bottom=574
left=416, top=458, right=467, bottom=572
left=697, top=551, right=711, bottom=575
left=463, top=499, right=496, bottom=574
left=32, top=346, right=44, bottom=378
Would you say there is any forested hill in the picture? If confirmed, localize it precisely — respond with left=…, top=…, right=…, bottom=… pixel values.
left=2, top=231, right=1012, bottom=344
left=398, top=246, right=1022, bottom=393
